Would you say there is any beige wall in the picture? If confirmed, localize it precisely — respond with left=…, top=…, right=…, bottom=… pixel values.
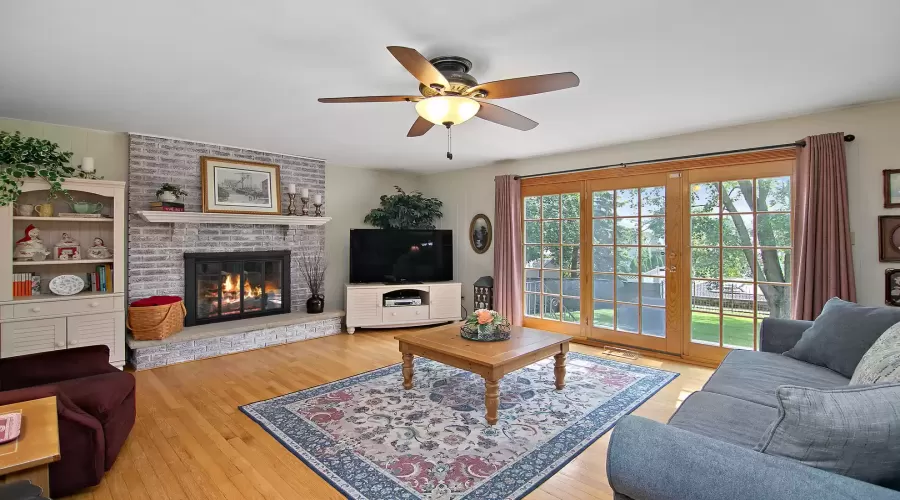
left=0, top=117, right=425, bottom=312
left=0, top=117, right=129, bottom=181
left=421, top=99, right=900, bottom=311
left=324, top=165, right=421, bottom=309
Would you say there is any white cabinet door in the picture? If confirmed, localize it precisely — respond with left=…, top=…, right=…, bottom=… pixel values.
left=0, top=318, right=67, bottom=358
left=430, top=284, right=461, bottom=320
left=346, top=288, right=381, bottom=326
left=67, top=312, right=125, bottom=363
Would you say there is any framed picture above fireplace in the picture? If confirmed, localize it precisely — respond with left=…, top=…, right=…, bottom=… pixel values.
left=200, top=156, right=282, bottom=215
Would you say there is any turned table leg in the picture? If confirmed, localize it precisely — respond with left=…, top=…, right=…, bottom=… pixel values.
left=554, top=350, right=567, bottom=390
left=402, top=353, right=414, bottom=389
left=484, top=378, right=500, bottom=425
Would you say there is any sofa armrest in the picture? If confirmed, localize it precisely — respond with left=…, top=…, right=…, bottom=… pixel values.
left=607, top=416, right=900, bottom=500
left=759, top=318, right=813, bottom=353
left=0, top=385, right=106, bottom=496
left=0, top=345, right=116, bottom=390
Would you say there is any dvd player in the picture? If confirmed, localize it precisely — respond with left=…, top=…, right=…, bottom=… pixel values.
left=384, top=297, right=423, bottom=307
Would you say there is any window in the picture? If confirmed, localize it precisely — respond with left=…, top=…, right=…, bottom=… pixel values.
left=591, top=187, right=666, bottom=336
left=689, top=177, right=791, bottom=350
left=524, top=193, right=581, bottom=323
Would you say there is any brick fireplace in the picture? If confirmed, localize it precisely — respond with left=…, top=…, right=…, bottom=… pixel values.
left=127, top=134, right=325, bottom=308
left=126, top=135, right=344, bottom=370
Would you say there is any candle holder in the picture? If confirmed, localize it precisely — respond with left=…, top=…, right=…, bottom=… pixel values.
left=300, top=196, right=310, bottom=216
left=314, top=202, right=323, bottom=217
left=287, top=193, right=298, bottom=215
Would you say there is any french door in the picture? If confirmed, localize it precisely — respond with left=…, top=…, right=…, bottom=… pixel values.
left=584, top=173, right=682, bottom=353
left=682, top=162, right=794, bottom=362
left=521, top=150, right=796, bottom=363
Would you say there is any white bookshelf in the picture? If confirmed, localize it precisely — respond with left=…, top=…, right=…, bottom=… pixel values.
left=0, top=178, right=126, bottom=367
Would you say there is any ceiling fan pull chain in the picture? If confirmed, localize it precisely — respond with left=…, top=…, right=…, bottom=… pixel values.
left=446, top=124, right=453, bottom=160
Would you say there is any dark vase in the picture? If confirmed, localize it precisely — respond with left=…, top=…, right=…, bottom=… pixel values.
left=306, top=294, right=324, bottom=314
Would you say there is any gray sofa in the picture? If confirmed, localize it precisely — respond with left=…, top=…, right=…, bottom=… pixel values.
left=607, top=318, right=900, bottom=500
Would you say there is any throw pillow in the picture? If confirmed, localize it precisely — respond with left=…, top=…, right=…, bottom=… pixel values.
left=784, top=297, right=900, bottom=377
left=756, top=383, right=900, bottom=489
left=850, top=321, right=900, bottom=385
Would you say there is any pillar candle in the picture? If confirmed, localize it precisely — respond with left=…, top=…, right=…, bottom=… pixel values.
left=81, top=157, right=95, bottom=173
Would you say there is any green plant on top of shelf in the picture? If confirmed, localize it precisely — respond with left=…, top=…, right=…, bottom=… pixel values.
left=364, top=186, right=443, bottom=229
left=156, top=183, right=188, bottom=200
left=0, top=131, right=76, bottom=206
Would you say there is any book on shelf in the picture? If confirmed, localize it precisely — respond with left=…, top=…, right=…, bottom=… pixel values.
left=149, top=201, right=185, bottom=208
left=149, top=206, right=185, bottom=212
left=12, top=272, right=39, bottom=297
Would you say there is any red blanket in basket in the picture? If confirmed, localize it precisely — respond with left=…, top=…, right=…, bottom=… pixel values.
left=130, top=296, right=182, bottom=307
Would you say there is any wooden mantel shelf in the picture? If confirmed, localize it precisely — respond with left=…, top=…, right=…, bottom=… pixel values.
left=136, top=211, right=331, bottom=226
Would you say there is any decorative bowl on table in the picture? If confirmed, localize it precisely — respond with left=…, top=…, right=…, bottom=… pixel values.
left=460, top=309, right=511, bottom=342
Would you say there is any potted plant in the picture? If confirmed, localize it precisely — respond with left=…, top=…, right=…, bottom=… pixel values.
left=0, top=131, right=75, bottom=206
left=300, top=250, right=327, bottom=313
left=156, top=183, right=187, bottom=202
left=364, top=186, right=443, bottom=229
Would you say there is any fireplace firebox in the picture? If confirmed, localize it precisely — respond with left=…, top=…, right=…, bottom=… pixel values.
left=184, top=250, right=291, bottom=326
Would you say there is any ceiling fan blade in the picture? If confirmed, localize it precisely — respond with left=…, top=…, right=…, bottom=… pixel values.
left=475, top=101, right=538, bottom=131
left=466, top=72, right=580, bottom=99
left=318, top=95, right=421, bottom=103
left=386, top=46, right=450, bottom=90
left=407, top=117, right=434, bottom=137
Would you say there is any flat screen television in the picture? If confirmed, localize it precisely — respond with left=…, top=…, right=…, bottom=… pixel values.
left=349, top=229, right=453, bottom=283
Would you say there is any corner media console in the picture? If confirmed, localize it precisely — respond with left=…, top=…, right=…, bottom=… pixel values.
left=345, top=282, right=461, bottom=333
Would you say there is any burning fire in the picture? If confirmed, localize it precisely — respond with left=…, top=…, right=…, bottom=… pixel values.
left=222, top=273, right=262, bottom=297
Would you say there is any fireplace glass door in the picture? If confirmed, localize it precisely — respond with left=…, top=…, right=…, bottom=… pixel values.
left=186, top=251, right=290, bottom=326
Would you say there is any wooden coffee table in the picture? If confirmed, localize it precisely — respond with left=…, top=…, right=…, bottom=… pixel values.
left=0, top=396, right=60, bottom=495
left=396, top=324, right=572, bottom=425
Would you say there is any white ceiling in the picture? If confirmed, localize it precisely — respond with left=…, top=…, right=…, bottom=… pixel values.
left=2, top=1, right=900, bottom=173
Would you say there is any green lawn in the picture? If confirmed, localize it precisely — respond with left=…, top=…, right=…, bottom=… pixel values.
left=537, top=309, right=756, bottom=348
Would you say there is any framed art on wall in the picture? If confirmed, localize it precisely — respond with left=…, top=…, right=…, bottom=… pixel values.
left=884, top=169, right=900, bottom=208
left=879, top=216, right=900, bottom=262
left=469, top=214, right=493, bottom=254
left=886, top=269, right=900, bottom=306
left=200, top=156, right=282, bottom=215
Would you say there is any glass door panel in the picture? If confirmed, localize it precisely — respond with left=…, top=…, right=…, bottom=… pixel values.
left=521, top=182, right=584, bottom=336
left=684, top=163, right=793, bottom=362
left=587, top=173, right=679, bottom=352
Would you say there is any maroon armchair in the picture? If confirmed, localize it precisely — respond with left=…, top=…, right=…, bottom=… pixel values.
left=0, top=346, right=135, bottom=497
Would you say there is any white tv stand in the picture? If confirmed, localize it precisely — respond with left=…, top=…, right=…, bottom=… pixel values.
left=345, top=282, right=461, bottom=333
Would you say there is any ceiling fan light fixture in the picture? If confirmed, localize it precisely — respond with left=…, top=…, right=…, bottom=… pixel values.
left=415, top=96, right=480, bottom=126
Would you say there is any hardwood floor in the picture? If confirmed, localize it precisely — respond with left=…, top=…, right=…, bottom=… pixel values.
left=64, top=327, right=713, bottom=500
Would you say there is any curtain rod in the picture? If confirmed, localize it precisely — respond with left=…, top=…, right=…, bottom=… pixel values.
left=515, top=134, right=855, bottom=180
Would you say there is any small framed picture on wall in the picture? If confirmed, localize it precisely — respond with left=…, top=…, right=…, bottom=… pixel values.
left=883, top=169, right=900, bottom=208
left=879, top=216, right=900, bottom=262
left=886, top=269, right=900, bottom=306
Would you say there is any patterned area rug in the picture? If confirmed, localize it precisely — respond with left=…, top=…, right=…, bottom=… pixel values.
left=240, top=352, right=677, bottom=500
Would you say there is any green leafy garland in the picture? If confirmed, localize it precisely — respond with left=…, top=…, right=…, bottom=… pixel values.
left=364, top=186, right=443, bottom=229
left=0, top=131, right=75, bottom=205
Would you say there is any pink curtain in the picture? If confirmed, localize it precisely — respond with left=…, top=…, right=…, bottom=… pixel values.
left=792, top=132, right=856, bottom=320
left=494, top=175, right=524, bottom=325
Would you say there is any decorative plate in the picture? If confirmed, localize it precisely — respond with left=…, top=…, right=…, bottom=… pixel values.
left=0, top=412, right=22, bottom=444
left=49, top=274, right=85, bottom=296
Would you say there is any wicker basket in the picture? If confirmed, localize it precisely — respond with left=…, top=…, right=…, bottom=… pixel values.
left=127, top=300, right=186, bottom=341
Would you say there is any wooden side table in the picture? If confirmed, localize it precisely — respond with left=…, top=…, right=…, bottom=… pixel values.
left=0, top=397, right=60, bottom=495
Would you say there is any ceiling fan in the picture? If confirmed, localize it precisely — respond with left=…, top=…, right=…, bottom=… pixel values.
left=318, top=46, right=580, bottom=159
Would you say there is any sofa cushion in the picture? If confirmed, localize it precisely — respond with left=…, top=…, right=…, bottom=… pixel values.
left=851, top=321, right=900, bottom=385
left=702, top=350, right=848, bottom=407
left=756, top=383, right=900, bottom=490
left=53, top=371, right=135, bottom=425
left=785, top=298, right=900, bottom=378
left=668, top=391, right=777, bottom=449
